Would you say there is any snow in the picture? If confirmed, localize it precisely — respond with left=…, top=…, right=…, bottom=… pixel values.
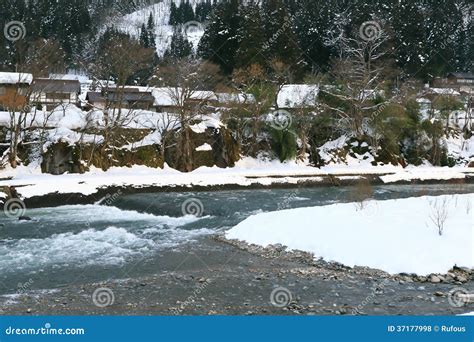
left=195, top=143, right=212, bottom=152
left=380, top=167, right=468, bottom=183
left=427, top=88, right=461, bottom=96
left=110, top=1, right=205, bottom=57
left=1, top=157, right=473, bottom=201
left=226, top=194, right=474, bottom=276
left=277, top=84, right=319, bottom=109
left=152, top=88, right=217, bottom=107
left=0, top=72, right=33, bottom=85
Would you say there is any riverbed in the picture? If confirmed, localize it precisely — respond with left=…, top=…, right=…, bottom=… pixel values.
left=0, top=183, right=473, bottom=315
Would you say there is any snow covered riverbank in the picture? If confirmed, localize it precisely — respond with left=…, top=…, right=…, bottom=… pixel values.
left=1, top=158, right=473, bottom=200
left=226, top=194, right=473, bottom=276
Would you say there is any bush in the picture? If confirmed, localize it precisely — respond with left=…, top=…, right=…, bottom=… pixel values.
left=268, top=127, right=297, bottom=162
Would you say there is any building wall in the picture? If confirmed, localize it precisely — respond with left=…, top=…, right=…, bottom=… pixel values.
left=0, top=85, right=28, bottom=110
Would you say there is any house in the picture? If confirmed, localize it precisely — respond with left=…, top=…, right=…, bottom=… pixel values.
left=86, top=88, right=155, bottom=111
left=276, top=84, right=319, bottom=110
left=432, top=72, right=474, bottom=93
left=0, top=72, right=33, bottom=111
left=215, top=92, right=256, bottom=108
left=446, top=72, right=474, bottom=87
left=152, top=87, right=218, bottom=113
left=30, top=78, right=81, bottom=111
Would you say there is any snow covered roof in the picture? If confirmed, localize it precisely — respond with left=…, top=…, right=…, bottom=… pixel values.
left=277, top=84, right=319, bottom=109
left=216, top=92, right=256, bottom=104
left=32, top=79, right=81, bottom=93
left=427, top=88, right=461, bottom=96
left=0, top=72, right=33, bottom=85
left=152, top=87, right=218, bottom=107
left=448, top=72, right=474, bottom=80
left=49, top=74, right=90, bottom=84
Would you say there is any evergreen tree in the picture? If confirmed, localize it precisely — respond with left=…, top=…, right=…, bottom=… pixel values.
left=169, top=2, right=178, bottom=26
left=147, top=12, right=156, bottom=49
left=235, top=3, right=266, bottom=69
left=261, top=0, right=304, bottom=76
left=198, top=0, right=241, bottom=74
left=140, top=23, right=150, bottom=48
left=164, top=28, right=193, bottom=59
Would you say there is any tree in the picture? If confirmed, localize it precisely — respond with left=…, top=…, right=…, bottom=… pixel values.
left=261, top=0, right=304, bottom=77
left=234, top=3, right=267, bottom=69
left=321, top=22, right=396, bottom=141
left=198, top=0, right=240, bottom=74
left=140, top=23, right=150, bottom=48
left=92, top=32, right=154, bottom=155
left=164, top=28, right=193, bottom=60
left=152, top=60, right=221, bottom=171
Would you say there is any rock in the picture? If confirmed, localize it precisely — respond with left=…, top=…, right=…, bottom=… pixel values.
left=434, top=292, right=444, bottom=297
left=429, top=275, right=441, bottom=283
left=19, top=216, right=32, bottom=221
left=456, top=275, right=468, bottom=283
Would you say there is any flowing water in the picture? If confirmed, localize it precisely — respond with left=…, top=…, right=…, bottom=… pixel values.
left=0, top=183, right=472, bottom=296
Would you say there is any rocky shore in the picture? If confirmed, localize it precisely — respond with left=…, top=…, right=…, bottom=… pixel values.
left=1, top=235, right=472, bottom=316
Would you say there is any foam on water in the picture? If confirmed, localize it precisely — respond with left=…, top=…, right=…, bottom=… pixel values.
left=25, top=204, right=204, bottom=227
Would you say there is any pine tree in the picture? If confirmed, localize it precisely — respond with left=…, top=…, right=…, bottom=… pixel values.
left=169, top=2, right=178, bottom=25
left=235, top=3, right=266, bottom=69
left=198, top=0, right=241, bottom=74
left=261, top=0, right=304, bottom=76
left=147, top=12, right=156, bottom=49
left=140, top=23, right=150, bottom=48
left=164, top=28, right=193, bottom=59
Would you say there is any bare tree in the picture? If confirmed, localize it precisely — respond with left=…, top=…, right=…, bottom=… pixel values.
left=429, top=197, right=450, bottom=236
left=153, top=59, right=221, bottom=171
left=90, top=34, right=155, bottom=157
left=349, top=177, right=374, bottom=211
left=322, top=23, right=396, bottom=141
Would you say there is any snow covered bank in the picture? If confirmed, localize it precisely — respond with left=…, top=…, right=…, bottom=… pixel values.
left=226, top=194, right=473, bottom=275
left=0, top=158, right=474, bottom=200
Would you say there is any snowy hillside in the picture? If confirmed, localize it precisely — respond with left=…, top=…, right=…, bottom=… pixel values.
left=107, top=0, right=206, bottom=57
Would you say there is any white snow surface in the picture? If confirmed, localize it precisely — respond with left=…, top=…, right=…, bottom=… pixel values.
left=0, top=72, right=33, bottom=85
left=1, top=157, right=473, bottom=201
left=110, top=0, right=205, bottom=57
left=277, top=84, right=319, bottom=109
left=226, top=194, right=474, bottom=276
